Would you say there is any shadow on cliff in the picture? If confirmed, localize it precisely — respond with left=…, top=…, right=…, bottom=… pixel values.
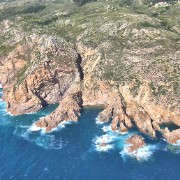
left=76, top=54, right=84, bottom=81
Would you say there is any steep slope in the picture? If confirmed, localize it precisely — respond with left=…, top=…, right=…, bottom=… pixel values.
left=0, top=33, right=82, bottom=115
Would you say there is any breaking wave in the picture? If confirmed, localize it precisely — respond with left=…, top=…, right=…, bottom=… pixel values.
left=93, top=134, right=115, bottom=151
left=29, top=120, right=75, bottom=134
left=93, top=124, right=131, bottom=152
left=29, top=123, right=42, bottom=132
left=13, top=125, right=67, bottom=150
left=120, top=144, right=158, bottom=161
left=55, top=120, right=75, bottom=131
left=167, top=142, right=180, bottom=154
left=95, top=117, right=106, bottom=125
left=93, top=123, right=161, bottom=161
left=12, top=119, right=76, bottom=149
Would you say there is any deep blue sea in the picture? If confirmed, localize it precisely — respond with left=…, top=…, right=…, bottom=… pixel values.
left=0, top=88, right=180, bottom=180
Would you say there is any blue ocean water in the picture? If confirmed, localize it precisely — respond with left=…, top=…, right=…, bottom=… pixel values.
left=0, top=88, right=180, bottom=180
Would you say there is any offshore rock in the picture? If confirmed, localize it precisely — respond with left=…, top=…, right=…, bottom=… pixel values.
left=126, top=135, right=146, bottom=154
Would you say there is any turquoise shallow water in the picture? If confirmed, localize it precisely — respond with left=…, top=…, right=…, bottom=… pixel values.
left=0, top=88, right=180, bottom=180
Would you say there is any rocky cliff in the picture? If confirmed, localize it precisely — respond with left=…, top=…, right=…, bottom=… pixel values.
left=0, top=0, right=180, bottom=144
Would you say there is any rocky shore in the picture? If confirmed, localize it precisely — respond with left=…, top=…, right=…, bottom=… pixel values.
left=0, top=33, right=179, bottom=145
left=0, top=0, right=179, bottom=148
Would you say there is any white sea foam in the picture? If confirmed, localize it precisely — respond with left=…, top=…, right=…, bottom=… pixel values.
left=35, top=135, right=65, bottom=150
left=97, top=123, right=158, bottom=159
left=165, top=140, right=180, bottom=154
left=101, top=124, right=128, bottom=135
left=101, top=125, right=111, bottom=133
left=29, top=120, right=74, bottom=134
left=57, top=120, right=73, bottom=129
left=95, top=143, right=114, bottom=152
left=175, top=140, right=180, bottom=146
left=19, top=125, right=31, bottom=129
left=29, top=122, right=48, bottom=135
left=94, top=134, right=116, bottom=144
left=49, top=120, right=75, bottom=133
left=29, top=123, right=42, bottom=132
left=23, top=120, right=74, bottom=149
left=13, top=126, right=30, bottom=141
left=162, top=138, right=180, bottom=147
left=95, top=117, right=105, bottom=125
left=120, top=144, right=157, bottom=161
left=93, top=134, right=116, bottom=152
left=93, top=123, right=133, bottom=152
left=134, top=145, right=156, bottom=160
left=28, top=123, right=47, bottom=135
left=14, top=124, right=67, bottom=150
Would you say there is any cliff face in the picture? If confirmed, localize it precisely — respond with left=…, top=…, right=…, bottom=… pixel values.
left=0, top=0, right=180, bottom=143
left=0, top=34, right=81, bottom=115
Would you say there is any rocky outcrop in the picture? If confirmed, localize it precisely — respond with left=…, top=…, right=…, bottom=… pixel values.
left=95, top=89, right=133, bottom=133
left=35, top=91, right=83, bottom=132
left=35, top=75, right=83, bottom=132
left=77, top=42, right=179, bottom=139
left=126, top=135, right=146, bottom=154
left=162, top=128, right=180, bottom=144
left=81, top=78, right=180, bottom=139
left=87, top=82, right=156, bottom=137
